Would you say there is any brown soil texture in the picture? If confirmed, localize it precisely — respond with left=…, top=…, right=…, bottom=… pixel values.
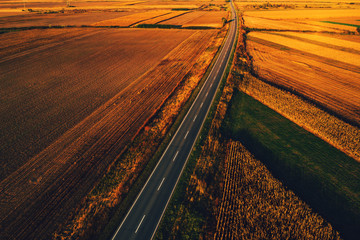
left=0, top=28, right=193, bottom=180
left=0, top=28, right=216, bottom=239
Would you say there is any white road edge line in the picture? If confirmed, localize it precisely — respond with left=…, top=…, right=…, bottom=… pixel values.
left=193, top=115, right=197, bottom=122
left=150, top=3, right=238, bottom=239
left=157, top=178, right=165, bottom=191
left=112, top=3, right=237, bottom=239
left=173, top=151, right=179, bottom=162
left=184, top=131, right=189, bottom=140
left=135, top=215, right=145, bottom=233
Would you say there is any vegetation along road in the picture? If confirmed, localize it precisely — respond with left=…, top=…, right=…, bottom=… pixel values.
left=111, top=1, right=238, bottom=240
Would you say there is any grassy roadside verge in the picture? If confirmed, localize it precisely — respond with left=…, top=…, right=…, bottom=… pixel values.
left=154, top=10, right=238, bottom=239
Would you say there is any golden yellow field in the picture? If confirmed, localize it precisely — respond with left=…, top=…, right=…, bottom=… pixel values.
left=183, top=11, right=228, bottom=28
left=140, top=10, right=187, bottom=24
left=245, top=9, right=360, bottom=19
left=215, top=141, right=340, bottom=239
left=239, top=0, right=360, bottom=32
left=248, top=31, right=360, bottom=125
left=251, top=32, right=360, bottom=67
left=241, top=0, right=360, bottom=127
left=0, top=0, right=229, bottom=28
left=92, top=10, right=170, bottom=26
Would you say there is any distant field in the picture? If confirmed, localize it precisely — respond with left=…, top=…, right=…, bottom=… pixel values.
left=140, top=10, right=187, bottom=24
left=243, top=15, right=334, bottom=31
left=0, top=27, right=217, bottom=239
left=182, top=11, right=228, bottom=28
left=247, top=31, right=360, bottom=125
left=92, top=10, right=170, bottom=26
left=245, top=9, right=360, bottom=19
left=0, top=11, right=133, bottom=28
left=0, top=1, right=228, bottom=29
left=241, top=1, right=360, bottom=32
left=0, top=0, right=223, bottom=16
left=159, top=10, right=228, bottom=28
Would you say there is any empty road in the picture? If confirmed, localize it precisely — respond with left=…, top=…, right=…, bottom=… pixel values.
left=111, top=1, right=238, bottom=239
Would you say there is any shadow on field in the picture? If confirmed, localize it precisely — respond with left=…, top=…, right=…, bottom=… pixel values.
left=221, top=89, right=360, bottom=240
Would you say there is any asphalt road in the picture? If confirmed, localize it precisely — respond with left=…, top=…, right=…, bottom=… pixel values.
left=111, top=2, right=238, bottom=239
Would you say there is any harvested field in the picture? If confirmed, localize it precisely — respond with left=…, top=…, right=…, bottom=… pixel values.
left=243, top=16, right=343, bottom=32
left=92, top=10, right=170, bottom=26
left=182, top=11, right=228, bottom=28
left=139, top=10, right=188, bottom=24
left=242, top=5, right=360, bottom=33
left=0, top=11, right=133, bottom=28
left=247, top=32, right=360, bottom=125
left=281, top=32, right=360, bottom=52
left=0, top=28, right=217, bottom=239
left=161, top=10, right=228, bottom=28
left=244, top=9, right=360, bottom=20
left=0, top=28, right=194, bottom=180
left=215, top=140, right=340, bottom=239
left=250, top=32, right=360, bottom=67
left=303, top=19, right=358, bottom=32
left=160, top=11, right=206, bottom=25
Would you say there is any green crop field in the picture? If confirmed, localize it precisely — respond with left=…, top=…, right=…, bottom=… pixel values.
left=221, top=90, right=360, bottom=239
left=321, top=21, right=360, bottom=28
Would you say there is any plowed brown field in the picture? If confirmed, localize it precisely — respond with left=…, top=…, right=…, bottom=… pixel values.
left=247, top=31, right=360, bottom=125
left=0, top=27, right=217, bottom=239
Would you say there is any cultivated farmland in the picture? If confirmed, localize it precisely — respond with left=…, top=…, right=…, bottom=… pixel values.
left=92, top=10, right=171, bottom=27
left=0, top=27, right=218, bottom=239
left=215, top=140, right=340, bottom=239
left=247, top=31, right=360, bottom=126
left=239, top=0, right=360, bottom=126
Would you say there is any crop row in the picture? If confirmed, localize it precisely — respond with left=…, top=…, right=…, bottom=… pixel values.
left=214, top=141, right=341, bottom=239
left=0, top=29, right=216, bottom=240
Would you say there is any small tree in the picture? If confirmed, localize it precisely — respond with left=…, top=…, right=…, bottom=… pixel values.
left=222, top=17, right=227, bottom=27
left=357, top=27, right=360, bottom=35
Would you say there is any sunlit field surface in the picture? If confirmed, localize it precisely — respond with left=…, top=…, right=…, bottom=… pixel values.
left=0, top=0, right=229, bottom=239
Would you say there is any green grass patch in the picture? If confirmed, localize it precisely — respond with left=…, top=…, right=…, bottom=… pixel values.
left=171, top=8, right=195, bottom=11
left=221, top=89, right=360, bottom=240
left=183, top=26, right=216, bottom=30
left=321, top=21, right=360, bottom=28
left=135, top=24, right=182, bottom=29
